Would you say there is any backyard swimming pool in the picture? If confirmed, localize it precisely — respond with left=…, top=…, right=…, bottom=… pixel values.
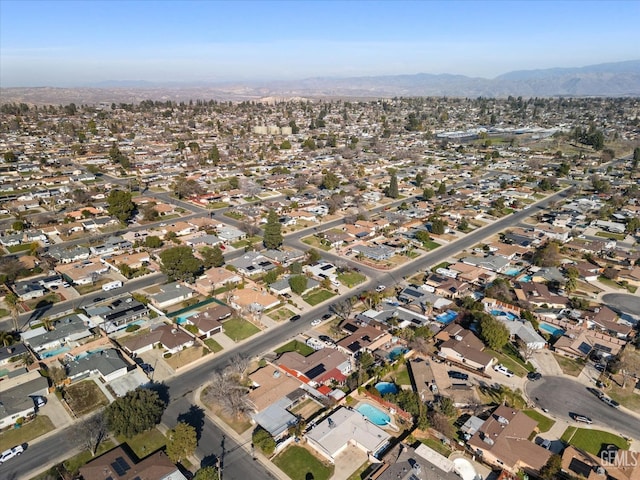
left=504, top=267, right=522, bottom=276
left=389, top=346, right=408, bottom=361
left=539, top=322, right=565, bottom=336
left=176, top=311, right=198, bottom=324
left=435, top=310, right=458, bottom=324
left=356, top=403, right=391, bottom=426
left=375, top=382, right=398, bottom=395
left=40, top=346, right=71, bottom=358
left=490, top=310, right=519, bottom=321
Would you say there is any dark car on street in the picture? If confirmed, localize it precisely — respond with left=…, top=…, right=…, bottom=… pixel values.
left=289, top=315, right=301, bottom=322
left=448, top=370, right=469, bottom=381
left=527, top=372, right=542, bottom=381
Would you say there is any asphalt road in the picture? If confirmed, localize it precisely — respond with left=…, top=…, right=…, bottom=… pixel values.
left=526, top=376, right=640, bottom=440
left=602, top=293, right=640, bottom=318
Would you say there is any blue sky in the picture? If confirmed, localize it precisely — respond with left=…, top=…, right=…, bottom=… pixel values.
left=1, top=0, right=638, bottom=87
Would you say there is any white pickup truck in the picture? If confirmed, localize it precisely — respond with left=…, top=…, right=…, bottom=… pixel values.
left=0, top=444, right=24, bottom=464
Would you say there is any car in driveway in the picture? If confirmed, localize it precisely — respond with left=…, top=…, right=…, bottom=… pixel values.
left=311, top=319, right=321, bottom=327
left=375, top=285, right=386, bottom=292
left=448, top=370, right=469, bottom=381
left=594, top=363, right=606, bottom=372
left=527, top=371, right=542, bottom=381
left=140, top=363, right=154, bottom=374
left=571, top=413, right=593, bottom=424
left=494, top=364, right=514, bottom=377
left=319, top=335, right=335, bottom=345
left=0, top=444, right=24, bottom=464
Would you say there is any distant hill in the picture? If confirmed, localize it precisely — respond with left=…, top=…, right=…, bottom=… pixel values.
left=1, top=60, right=639, bottom=105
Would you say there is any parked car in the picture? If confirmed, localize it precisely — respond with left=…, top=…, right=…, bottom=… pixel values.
left=448, top=370, right=469, bottom=381
left=527, top=372, right=542, bottom=381
left=602, top=397, right=620, bottom=408
left=594, top=363, right=606, bottom=372
left=572, top=414, right=593, bottom=424
left=587, top=387, right=605, bottom=399
left=494, top=364, right=514, bottom=377
left=289, top=315, right=301, bottom=322
left=140, top=363, right=154, bottom=374
left=540, top=439, right=552, bottom=450
left=0, top=445, right=24, bottom=464
left=311, top=319, right=321, bottom=327
left=32, top=396, right=46, bottom=408
left=375, top=285, right=386, bottom=292
left=322, top=313, right=332, bottom=320
left=319, top=335, right=335, bottom=345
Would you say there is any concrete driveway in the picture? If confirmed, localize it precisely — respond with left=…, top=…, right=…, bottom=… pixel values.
left=530, top=349, right=563, bottom=376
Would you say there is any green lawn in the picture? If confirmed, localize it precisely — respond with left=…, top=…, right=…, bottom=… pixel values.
left=420, top=437, right=452, bottom=457
left=0, top=415, right=55, bottom=451
left=223, top=317, right=260, bottom=341
left=6, top=243, right=33, bottom=253
left=303, top=289, right=336, bottom=306
left=595, top=231, right=626, bottom=241
left=393, top=365, right=412, bottom=386
left=553, top=354, right=585, bottom=377
left=301, top=236, right=331, bottom=251
left=117, top=427, right=166, bottom=459
left=523, top=409, right=555, bottom=432
left=487, top=344, right=531, bottom=377
left=274, top=446, right=334, bottom=480
left=337, top=272, right=366, bottom=287
left=268, top=307, right=295, bottom=322
left=561, top=427, right=630, bottom=456
left=63, top=439, right=117, bottom=477
left=275, top=340, right=315, bottom=357
left=422, top=240, right=441, bottom=251
left=204, top=337, right=224, bottom=353
left=0, top=308, right=9, bottom=318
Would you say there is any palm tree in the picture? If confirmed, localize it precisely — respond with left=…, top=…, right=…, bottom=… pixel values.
left=5, top=292, right=20, bottom=331
left=0, top=330, right=15, bottom=347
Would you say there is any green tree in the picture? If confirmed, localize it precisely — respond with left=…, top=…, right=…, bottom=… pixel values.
left=106, top=189, right=135, bottom=224
left=160, top=246, right=203, bottom=282
left=263, top=210, right=283, bottom=249
left=430, top=218, right=446, bottom=235
left=422, top=187, right=435, bottom=200
left=5, top=292, right=20, bottom=331
left=415, top=173, right=424, bottom=187
left=252, top=427, right=276, bottom=455
left=626, top=216, right=640, bottom=234
left=105, top=388, right=165, bottom=438
left=166, top=422, right=197, bottom=463
left=306, top=248, right=322, bottom=264
left=201, top=246, right=225, bottom=268
left=280, top=140, right=292, bottom=150
left=288, top=275, right=308, bottom=295
left=321, top=172, right=340, bottom=190
left=207, top=144, right=220, bottom=165
left=414, top=230, right=431, bottom=245
left=173, top=177, right=205, bottom=199
left=194, top=467, right=219, bottom=480
left=12, top=220, right=25, bottom=231
left=437, top=181, right=447, bottom=195
left=263, top=269, right=278, bottom=285
left=532, top=241, right=561, bottom=267
left=540, top=454, right=562, bottom=480
left=144, top=236, right=163, bottom=248
left=386, top=172, right=399, bottom=198
left=478, top=313, right=510, bottom=350
left=458, top=217, right=470, bottom=232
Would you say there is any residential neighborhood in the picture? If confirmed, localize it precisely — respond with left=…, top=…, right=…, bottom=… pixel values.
left=0, top=95, right=639, bottom=480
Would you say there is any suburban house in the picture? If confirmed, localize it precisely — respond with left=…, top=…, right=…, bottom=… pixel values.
left=56, top=258, right=110, bottom=285
left=12, top=280, right=46, bottom=301
left=335, top=324, right=392, bottom=357
left=216, top=225, right=246, bottom=243
left=306, top=407, right=391, bottom=463
left=248, top=364, right=306, bottom=439
left=276, top=348, right=352, bottom=387
left=467, top=405, right=552, bottom=474
left=229, top=252, right=276, bottom=276
left=121, top=323, right=194, bottom=356
left=436, top=324, right=493, bottom=372
left=183, top=305, right=232, bottom=338
left=193, top=267, right=241, bottom=296
left=65, top=349, right=129, bottom=383
left=0, top=370, right=49, bottom=429
left=514, top=282, right=569, bottom=308
left=0, top=342, right=29, bottom=367
left=560, top=445, right=640, bottom=480
left=229, top=286, right=280, bottom=313
left=150, top=282, right=195, bottom=309
left=554, top=328, right=625, bottom=360
left=22, top=314, right=93, bottom=359
left=105, top=251, right=151, bottom=272
left=78, top=446, right=187, bottom=480
left=90, top=297, right=150, bottom=334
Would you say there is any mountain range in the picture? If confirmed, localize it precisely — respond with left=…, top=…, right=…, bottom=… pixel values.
left=1, top=60, right=639, bottom=105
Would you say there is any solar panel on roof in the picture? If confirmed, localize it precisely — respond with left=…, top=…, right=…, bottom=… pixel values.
left=305, top=364, right=327, bottom=379
left=568, top=458, right=593, bottom=478
left=111, top=461, right=126, bottom=476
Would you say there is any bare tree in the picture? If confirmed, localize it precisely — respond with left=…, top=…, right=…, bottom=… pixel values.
left=71, top=412, right=108, bottom=456
left=225, top=354, right=250, bottom=378
left=203, top=369, right=251, bottom=419
left=330, top=298, right=354, bottom=322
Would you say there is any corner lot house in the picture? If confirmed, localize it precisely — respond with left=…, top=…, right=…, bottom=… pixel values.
left=150, top=282, right=195, bottom=309
left=0, top=370, right=49, bottom=429
left=121, top=323, right=194, bottom=355
left=79, top=446, right=187, bottom=480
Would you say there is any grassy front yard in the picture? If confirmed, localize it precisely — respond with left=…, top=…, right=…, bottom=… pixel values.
left=116, top=427, right=167, bottom=459
left=64, top=380, right=110, bottom=416
left=275, top=340, right=314, bottom=357
left=337, top=272, right=366, bottom=287
left=554, top=354, right=585, bottom=377
left=204, top=337, right=224, bottom=353
left=274, top=445, right=334, bottom=480
left=561, top=427, right=630, bottom=455
left=0, top=415, right=55, bottom=451
left=223, top=317, right=261, bottom=341
left=523, top=409, right=555, bottom=432
left=303, top=289, right=336, bottom=306
left=301, top=235, right=331, bottom=251
left=268, top=307, right=296, bottom=322
left=165, top=346, right=207, bottom=369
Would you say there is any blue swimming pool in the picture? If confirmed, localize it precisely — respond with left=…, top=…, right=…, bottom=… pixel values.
left=41, top=346, right=71, bottom=358
left=519, top=275, right=532, bottom=283
left=504, top=267, right=521, bottom=276
left=176, top=311, right=198, bottom=324
left=539, top=322, right=565, bottom=337
left=490, top=310, right=519, bottom=321
left=375, top=382, right=398, bottom=395
left=356, top=403, right=390, bottom=426
left=389, top=347, right=408, bottom=361
left=435, top=310, right=458, bottom=324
